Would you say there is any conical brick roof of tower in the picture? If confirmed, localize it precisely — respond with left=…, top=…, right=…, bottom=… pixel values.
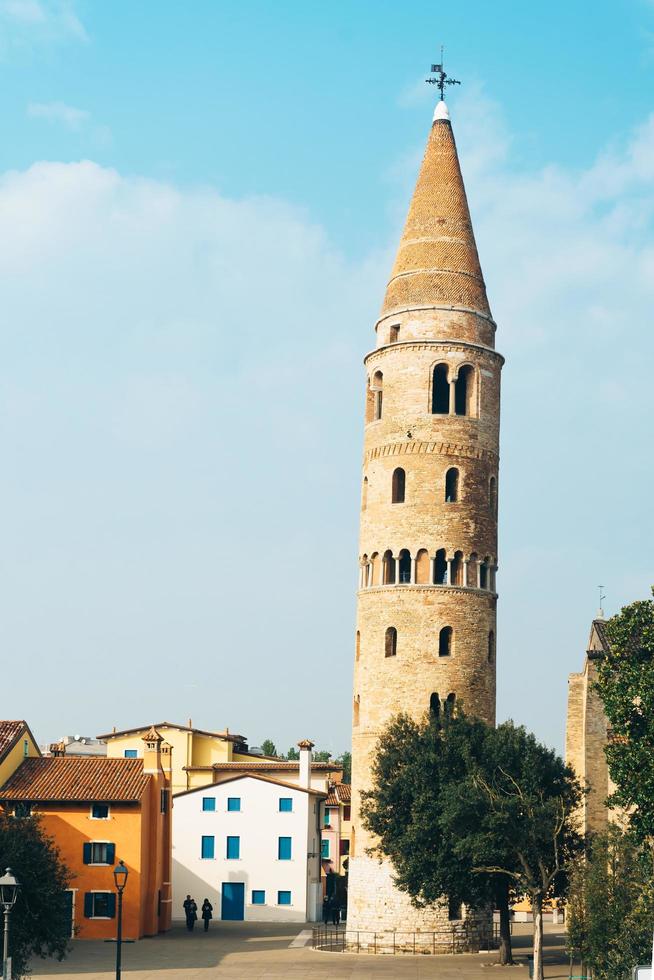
left=381, top=100, right=491, bottom=321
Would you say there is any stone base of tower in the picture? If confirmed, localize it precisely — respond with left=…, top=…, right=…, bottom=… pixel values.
left=346, top=854, right=493, bottom=952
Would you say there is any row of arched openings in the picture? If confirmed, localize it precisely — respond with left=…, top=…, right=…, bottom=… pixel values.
left=360, top=549, right=496, bottom=590
left=431, top=692, right=456, bottom=723
left=366, top=364, right=478, bottom=423
left=363, top=469, right=497, bottom=512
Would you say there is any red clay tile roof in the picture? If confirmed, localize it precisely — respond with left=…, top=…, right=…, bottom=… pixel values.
left=96, top=721, right=247, bottom=743
left=174, top=772, right=327, bottom=799
left=0, top=757, right=149, bottom=803
left=184, top=761, right=342, bottom=773
left=0, top=722, right=30, bottom=762
left=325, top=783, right=351, bottom=806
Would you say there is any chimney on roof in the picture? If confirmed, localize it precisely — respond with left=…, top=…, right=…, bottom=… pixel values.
left=297, top=739, right=314, bottom=790
left=142, top=726, right=163, bottom=775
left=50, top=741, right=66, bottom=757
left=160, top=740, right=173, bottom=778
left=188, top=718, right=192, bottom=729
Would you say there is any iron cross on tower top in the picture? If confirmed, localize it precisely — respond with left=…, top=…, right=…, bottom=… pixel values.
left=426, top=47, right=461, bottom=99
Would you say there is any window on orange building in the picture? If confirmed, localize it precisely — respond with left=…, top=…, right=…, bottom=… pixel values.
left=83, top=842, right=115, bottom=865
left=84, top=892, right=116, bottom=919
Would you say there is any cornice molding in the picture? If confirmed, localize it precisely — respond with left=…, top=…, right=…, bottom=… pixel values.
left=375, top=304, right=497, bottom=332
left=364, top=339, right=505, bottom=368
left=364, top=440, right=499, bottom=465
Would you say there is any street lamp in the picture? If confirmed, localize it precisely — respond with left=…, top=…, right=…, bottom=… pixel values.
left=0, top=868, right=19, bottom=980
left=112, top=861, right=128, bottom=980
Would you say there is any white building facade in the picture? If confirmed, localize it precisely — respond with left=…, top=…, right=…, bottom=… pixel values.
left=172, top=765, right=326, bottom=923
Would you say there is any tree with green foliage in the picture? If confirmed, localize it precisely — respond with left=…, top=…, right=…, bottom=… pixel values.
left=285, top=746, right=299, bottom=760
left=335, top=751, right=351, bottom=783
left=260, top=739, right=277, bottom=757
left=0, top=812, right=71, bottom=978
left=361, top=713, right=582, bottom=977
left=595, top=588, right=654, bottom=842
left=567, top=827, right=654, bottom=980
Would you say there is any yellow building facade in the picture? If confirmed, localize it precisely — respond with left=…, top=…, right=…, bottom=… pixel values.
left=0, top=721, right=40, bottom=786
left=98, top=722, right=252, bottom=795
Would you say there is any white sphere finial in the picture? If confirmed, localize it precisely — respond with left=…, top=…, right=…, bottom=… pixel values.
left=433, top=100, right=450, bottom=122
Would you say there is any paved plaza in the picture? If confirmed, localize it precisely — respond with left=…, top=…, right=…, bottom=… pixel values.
left=30, top=922, right=567, bottom=979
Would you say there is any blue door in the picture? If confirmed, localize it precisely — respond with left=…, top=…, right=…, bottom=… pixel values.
left=221, top=882, right=245, bottom=920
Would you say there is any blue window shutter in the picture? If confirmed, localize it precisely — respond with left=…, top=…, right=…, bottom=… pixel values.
left=279, top=798, right=292, bottom=812
left=227, top=797, right=241, bottom=812
left=278, top=890, right=291, bottom=905
left=106, top=843, right=116, bottom=865
left=108, top=893, right=116, bottom=918
left=82, top=843, right=92, bottom=865
left=202, top=797, right=215, bottom=812
left=226, top=836, right=240, bottom=859
left=83, top=893, right=93, bottom=917
left=201, top=836, right=215, bottom=859
left=278, top=836, right=292, bottom=860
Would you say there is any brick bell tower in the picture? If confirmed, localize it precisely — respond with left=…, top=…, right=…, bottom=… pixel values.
left=348, top=84, right=504, bottom=934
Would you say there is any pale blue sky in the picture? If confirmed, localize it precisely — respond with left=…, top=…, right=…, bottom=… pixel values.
left=0, top=0, right=653, bottom=755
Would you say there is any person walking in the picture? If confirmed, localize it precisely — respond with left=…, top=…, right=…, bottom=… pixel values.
left=201, top=898, right=213, bottom=932
left=322, top=895, right=330, bottom=925
left=183, top=895, right=198, bottom=931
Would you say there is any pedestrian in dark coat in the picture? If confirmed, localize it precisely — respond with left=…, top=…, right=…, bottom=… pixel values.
left=322, top=895, right=330, bottom=925
left=201, top=898, right=213, bottom=932
left=183, top=895, right=198, bottom=931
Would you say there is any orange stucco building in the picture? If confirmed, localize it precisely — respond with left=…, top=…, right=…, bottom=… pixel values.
left=0, top=727, right=172, bottom=940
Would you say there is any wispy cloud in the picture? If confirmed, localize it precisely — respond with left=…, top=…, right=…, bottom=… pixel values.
left=1, top=0, right=47, bottom=24
left=0, top=0, right=87, bottom=47
left=27, top=100, right=90, bottom=131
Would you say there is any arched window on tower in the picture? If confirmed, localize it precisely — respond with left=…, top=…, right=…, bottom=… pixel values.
left=385, top=627, right=397, bottom=658
left=480, top=557, right=490, bottom=590
left=353, top=696, right=360, bottom=726
left=430, top=693, right=441, bottom=722
left=445, top=467, right=459, bottom=503
left=434, top=548, right=447, bottom=585
left=432, top=364, right=450, bottom=414
left=488, top=630, right=495, bottom=663
left=382, top=550, right=395, bottom=585
left=392, top=468, right=406, bottom=504
left=451, top=551, right=464, bottom=586
left=468, top=552, right=478, bottom=589
left=439, top=626, right=453, bottom=658
left=415, top=549, right=430, bottom=584
left=489, top=476, right=497, bottom=517
left=356, top=630, right=360, bottom=661
left=372, top=371, right=384, bottom=421
left=444, top=692, right=456, bottom=722
left=398, top=549, right=411, bottom=584
left=454, top=365, right=475, bottom=416
left=362, top=477, right=368, bottom=511
left=369, top=552, right=379, bottom=586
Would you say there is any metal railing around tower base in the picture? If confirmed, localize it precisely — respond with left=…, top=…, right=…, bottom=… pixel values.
left=311, top=923, right=499, bottom=954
